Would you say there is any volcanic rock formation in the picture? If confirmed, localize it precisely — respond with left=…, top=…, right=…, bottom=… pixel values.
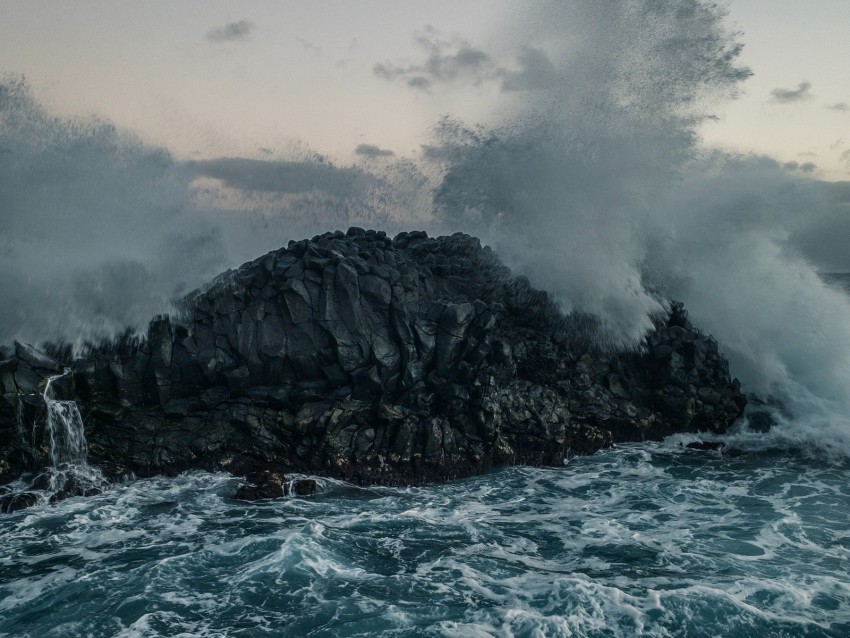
left=0, top=229, right=746, bottom=504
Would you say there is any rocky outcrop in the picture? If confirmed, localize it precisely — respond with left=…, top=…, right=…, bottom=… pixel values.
left=0, top=229, right=746, bottom=493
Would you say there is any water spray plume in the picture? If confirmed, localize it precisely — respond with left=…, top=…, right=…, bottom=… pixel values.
left=428, top=0, right=850, bottom=450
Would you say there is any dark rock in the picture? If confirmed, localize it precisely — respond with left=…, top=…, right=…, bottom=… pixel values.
left=14, top=341, right=62, bottom=374
left=0, top=491, right=38, bottom=513
left=746, top=408, right=777, bottom=433
left=290, top=478, right=317, bottom=496
left=0, top=230, right=747, bottom=501
left=234, top=470, right=286, bottom=500
left=224, top=366, right=251, bottom=395
left=685, top=441, right=724, bottom=452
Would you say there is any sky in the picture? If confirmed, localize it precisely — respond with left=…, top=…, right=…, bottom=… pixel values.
left=1, top=0, right=848, bottom=179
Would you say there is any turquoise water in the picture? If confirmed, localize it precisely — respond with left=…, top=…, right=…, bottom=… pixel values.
left=2, top=440, right=849, bottom=637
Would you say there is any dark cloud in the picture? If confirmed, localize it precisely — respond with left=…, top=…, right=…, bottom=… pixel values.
left=407, top=76, right=432, bottom=91
left=783, top=161, right=817, bottom=173
left=499, top=47, right=558, bottom=92
left=374, top=27, right=498, bottom=91
left=770, top=81, right=812, bottom=103
left=354, top=144, right=395, bottom=158
left=827, top=102, right=849, bottom=112
left=188, top=157, right=379, bottom=198
left=206, top=20, right=254, bottom=43
left=375, top=30, right=561, bottom=95
left=842, top=149, right=850, bottom=169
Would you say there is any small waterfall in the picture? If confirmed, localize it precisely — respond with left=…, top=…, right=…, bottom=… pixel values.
left=1, top=370, right=108, bottom=512
left=43, top=371, right=89, bottom=466
left=35, top=370, right=105, bottom=498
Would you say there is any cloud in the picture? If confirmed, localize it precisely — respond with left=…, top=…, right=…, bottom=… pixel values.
left=499, top=47, right=558, bottom=92
left=374, top=30, right=562, bottom=95
left=354, top=144, right=395, bottom=158
left=188, top=157, right=379, bottom=198
left=407, top=76, right=432, bottom=91
left=374, top=26, right=498, bottom=91
left=770, top=81, right=812, bottom=103
left=842, top=149, right=850, bottom=169
left=296, top=36, right=322, bottom=56
left=783, top=161, right=817, bottom=173
left=827, top=102, right=849, bottom=112
left=206, top=20, right=254, bottom=43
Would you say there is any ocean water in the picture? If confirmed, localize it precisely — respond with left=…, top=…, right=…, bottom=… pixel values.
left=2, top=437, right=849, bottom=638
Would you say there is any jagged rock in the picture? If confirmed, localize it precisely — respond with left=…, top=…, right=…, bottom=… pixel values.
left=0, top=491, right=38, bottom=513
left=14, top=341, right=62, bottom=375
left=0, top=230, right=746, bottom=497
left=234, top=471, right=317, bottom=500
left=290, top=479, right=317, bottom=496
left=235, top=470, right=286, bottom=500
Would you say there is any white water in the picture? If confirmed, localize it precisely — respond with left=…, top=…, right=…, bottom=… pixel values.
left=37, top=371, right=105, bottom=496
left=43, top=371, right=88, bottom=467
left=425, top=1, right=850, bottom=452
left=2, top=447, right=849, bottom=637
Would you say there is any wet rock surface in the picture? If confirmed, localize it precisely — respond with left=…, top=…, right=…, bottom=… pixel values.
left=234, top=471, right=317, bottom=500
left=0, top=229, right=746, bottom=495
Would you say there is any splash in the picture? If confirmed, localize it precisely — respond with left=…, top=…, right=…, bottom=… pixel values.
left=0, top=76, right=433, bottom=348
left=425, top=0, right=850, bottom=451
left=0, top=75, right=226, bottom=348
left=431, top=0, right=752, bottom=347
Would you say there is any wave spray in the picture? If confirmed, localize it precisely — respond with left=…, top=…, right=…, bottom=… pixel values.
left=428, top=0, right=850, bottom=453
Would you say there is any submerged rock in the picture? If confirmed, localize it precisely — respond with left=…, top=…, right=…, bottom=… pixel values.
left=235, top=470, right=287, bottom=500
left=234, top=471, right=318, bottom=501
left=0, top=490, right=38, bottom=513
left=0, top=229, right=746, bottom=495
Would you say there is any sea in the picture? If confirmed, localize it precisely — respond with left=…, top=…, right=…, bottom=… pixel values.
left=2, top=434, right=849, bottom=637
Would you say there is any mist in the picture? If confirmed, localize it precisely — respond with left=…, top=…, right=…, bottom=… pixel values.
left=425, top=0, right=850, bottom=449
left=0, top=76, right=431, bottom=347
left=0, top=77, right=227, bottom=347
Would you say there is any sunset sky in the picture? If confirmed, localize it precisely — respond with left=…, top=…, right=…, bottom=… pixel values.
left=2, top=0, right=849, bottom=179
